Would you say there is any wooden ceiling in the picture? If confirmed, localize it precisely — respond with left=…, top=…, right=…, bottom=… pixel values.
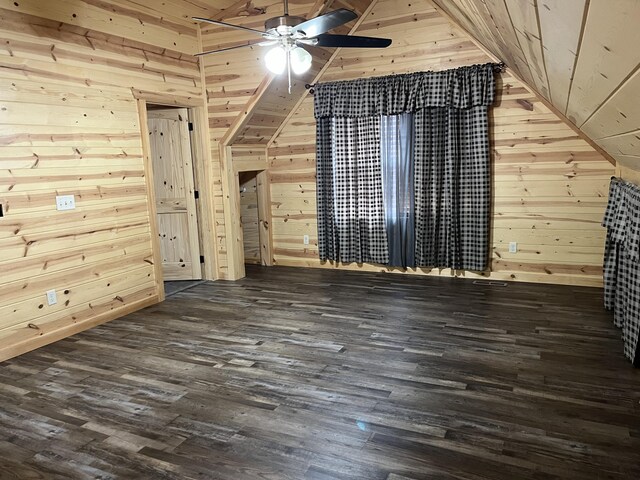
left=128, top=0, right=639, bottom=166
left=431, top=0, right=640, bottom=167
left=135, top=0, right=269, bottom=24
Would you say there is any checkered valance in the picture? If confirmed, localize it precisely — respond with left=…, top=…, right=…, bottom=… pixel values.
left=603, top=177, right=640, bottom=365
left=314, top=63, right=495, bottom=118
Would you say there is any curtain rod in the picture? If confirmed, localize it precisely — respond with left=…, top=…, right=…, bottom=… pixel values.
left=305, top=62, right=507, bottom=94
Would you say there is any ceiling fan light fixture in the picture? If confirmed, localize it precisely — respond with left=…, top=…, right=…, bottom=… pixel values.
left=194, top=4, right=391, bottom=93
left=290, top=46, right=312, bottom=74
left=265, top=46, right=287, bottom=74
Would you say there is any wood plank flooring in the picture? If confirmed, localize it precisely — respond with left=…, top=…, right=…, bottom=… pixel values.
left=1, top=265, right=639, bottom=479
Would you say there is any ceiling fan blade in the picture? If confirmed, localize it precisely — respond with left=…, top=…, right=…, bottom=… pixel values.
left=195, top=40, right=266, bottom=56
left=193, top=17, right=268, bottom=37
left=293, top=9, right=357, bottom=38
left=314, top=34, right=392, bottom=48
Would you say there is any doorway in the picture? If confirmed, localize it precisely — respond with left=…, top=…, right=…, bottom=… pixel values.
left=147, top=106, right=202, bottom=282
left=239, top=171, right=261, bottom=265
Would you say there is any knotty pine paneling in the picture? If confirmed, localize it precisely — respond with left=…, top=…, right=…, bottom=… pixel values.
left=267, top=0, right=614, bottom=287
left=0, top=0, right=198, bottom=54
left=0, top=1, right=204, bottom=359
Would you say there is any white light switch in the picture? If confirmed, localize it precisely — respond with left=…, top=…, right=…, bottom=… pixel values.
left=46, top=289, right=57, bottom=306
left=508, top=241, right=517, bottom=253
left=303, top=235, right=310, bottom=245
left=56, top=195, right=75, bottom=211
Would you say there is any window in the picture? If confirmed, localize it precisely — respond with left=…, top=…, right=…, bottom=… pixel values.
left=380, top=113, right=415, bottom=268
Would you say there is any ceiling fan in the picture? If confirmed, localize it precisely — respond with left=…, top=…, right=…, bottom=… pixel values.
left=193, top=0, right=392, bottom=92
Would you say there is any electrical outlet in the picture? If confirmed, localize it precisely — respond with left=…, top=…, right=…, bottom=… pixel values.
left=46, top=289, right=57, bottom=306
left=56, top=195, right=75, bottom=211
left=303, top=235, right=310, bottom=245
left=508, top=241, right=517, bottom=253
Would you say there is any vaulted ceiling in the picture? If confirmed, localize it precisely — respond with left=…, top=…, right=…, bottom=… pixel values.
left=193, top=0, right=639, bottom=167
left=430, top=0, right=640, bottom=168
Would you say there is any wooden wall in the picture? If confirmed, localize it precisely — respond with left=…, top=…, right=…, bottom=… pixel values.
left=0, top=0, right=204, bottom=359
left=266, top=0, right=614, bottom=286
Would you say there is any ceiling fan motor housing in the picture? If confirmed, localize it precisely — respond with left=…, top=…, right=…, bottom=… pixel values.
left=265, top=15, right=307, bottom=35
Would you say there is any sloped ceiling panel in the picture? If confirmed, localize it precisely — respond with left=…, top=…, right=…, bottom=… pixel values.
left=432, top=0, right=640, bottom=168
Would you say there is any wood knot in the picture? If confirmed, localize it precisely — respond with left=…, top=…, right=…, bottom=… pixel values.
left=516, top=99, right=534, bottom=111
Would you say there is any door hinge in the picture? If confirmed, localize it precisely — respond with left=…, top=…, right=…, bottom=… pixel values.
left=200, top=255, right=205, bottom=264
left=188, top=122, right=194, bottom=131
left=194, top=190, right=199, bottom=199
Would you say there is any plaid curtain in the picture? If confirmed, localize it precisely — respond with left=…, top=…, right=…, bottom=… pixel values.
left=413, top=105, right=491, bottom=270
left=603, top=177, right=640, bottom=365
left=315, top=116, right=388, bottom=264
left=315, top=63, right=495, bottom=269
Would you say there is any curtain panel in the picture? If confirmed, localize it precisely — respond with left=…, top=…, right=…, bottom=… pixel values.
left=413, top=106, right=491, bottom=270
left=316, top=116, right=389, bottom=264
left=603, top=177, right=640, bottom=365
left=314, top=63, right=495, bottom=270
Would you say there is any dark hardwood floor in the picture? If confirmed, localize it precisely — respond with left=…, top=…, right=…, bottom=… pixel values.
left=1, top=265, right=639, bottom=479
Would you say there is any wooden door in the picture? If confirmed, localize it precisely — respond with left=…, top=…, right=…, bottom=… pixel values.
left=239, top=173, right=261, bottom=265
left=148, top=108, right=202, bottom=280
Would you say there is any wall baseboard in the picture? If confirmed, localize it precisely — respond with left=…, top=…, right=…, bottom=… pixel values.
left=0, top=294, right=160, bottom=363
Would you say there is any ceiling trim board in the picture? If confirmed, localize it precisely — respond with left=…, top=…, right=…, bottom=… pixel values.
left=563, top=0, right=590, bottom=115
left=532, top=0, right=552, bottom=105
